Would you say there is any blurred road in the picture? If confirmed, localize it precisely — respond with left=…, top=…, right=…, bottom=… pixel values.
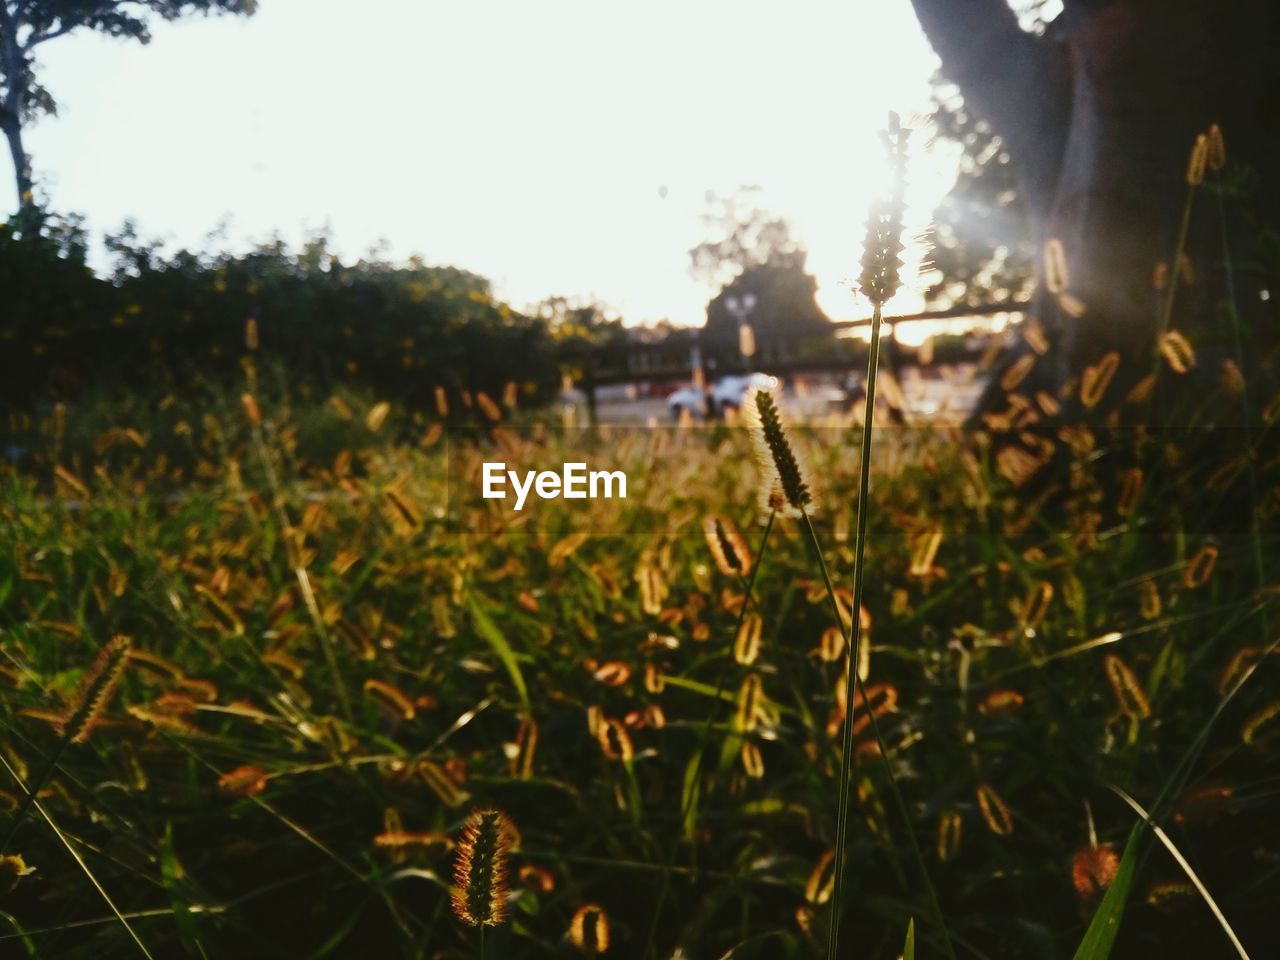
left=576, top=370, right=987, bottom=426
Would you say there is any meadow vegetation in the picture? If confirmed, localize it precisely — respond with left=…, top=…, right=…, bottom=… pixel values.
left=2, top=120, right=1279, bottom=960
left=1, top=336, right=1277, bottom=958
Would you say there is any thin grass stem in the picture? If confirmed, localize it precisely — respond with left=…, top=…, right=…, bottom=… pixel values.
left=826, top=302, right=881, bottom=960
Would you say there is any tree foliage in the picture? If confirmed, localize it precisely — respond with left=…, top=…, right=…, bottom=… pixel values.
left=0, top=212, right=562, bottom=408
left=691, top=187, right=830, bottom=355
left=924, top=74, right=1035, bottom=307
left=0, top=1, right=256, bottom=205
left=703, top=258, right=829, bottom=345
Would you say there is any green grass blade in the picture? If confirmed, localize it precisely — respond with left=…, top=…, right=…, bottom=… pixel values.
left=904, top=918, right=915, bottom=960
left=1107, top=784, right=1252, bottom=960
left=1070, top=824, right=1140, bottom=960
left=468, top=594, right=531, bottom=713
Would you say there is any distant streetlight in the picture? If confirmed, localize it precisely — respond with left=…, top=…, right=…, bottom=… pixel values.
left=725, top=292, right=758, bottom=371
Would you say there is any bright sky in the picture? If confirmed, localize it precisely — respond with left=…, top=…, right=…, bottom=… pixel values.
left=25, top=0, right=955, bottom=331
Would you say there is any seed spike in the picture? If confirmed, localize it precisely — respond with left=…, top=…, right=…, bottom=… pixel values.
left=451, top=808, right=514, bottom=927
left=62, top=635, right=132, bottom=745
left=859, top=112, right=910, bottom=307
left=744, top=387, right=812, bottom=515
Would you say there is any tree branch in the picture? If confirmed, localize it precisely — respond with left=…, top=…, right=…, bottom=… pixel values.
left=24, top=20, right=81, bottom=50
left=0, top=2, right=23, bottom=106
left=909, top=0, right=1071, bottom=219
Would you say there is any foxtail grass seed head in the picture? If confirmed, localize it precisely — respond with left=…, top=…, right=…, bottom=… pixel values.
left=1000, top=353, right=1037, bottom=393
left=1206, top=123, right=1226, bottom=171
left=744, top=387, right=812, bottom=515
left=805, top=849, right=836, bottom=905
left=451, top=809, right=514, bottom=927
left=1146, top=882, right=1196, bottom=911
left=1241, top=700, right=1280, bottom=744
left=596, top=717, right=634, bottom=762
left=1186, top=132, right=1208, bottom=185
left=1182, top=544, right=1218, bottom=589
left=1104, top=654, right=1151, bottom=719
left=977, top=690, right=1025, bottom=717
left=976, top=782, right=1014, bottom=836
left=244, top=316, right=259, bottom=351
left=907, top=526, right=942, bottom=577
left=476, top=391, right=502, bottom=422
left=733, top=612, right=763, bottom=665
left=735, top=673, right=765, bottom=732
left=61, top=634, right=131, bottom=744
left=366, top=401, right=391, bottom=432
left=1080, top=352, right=1120, bottom=408
left=702, top=514, right=753, bottom=576
left=1072, top=844, right=1120, bottom=899
left=592, top=661, right=630, bottom=686
left=740, top=739, right=765, bottom=778
left=937, top=809, right=963, bottom=861
left=1042, top=238, right=1069, bottom=295
left=859, top=112, right=909, bottom=307
left=1158, top=330, right=1196, bottom=373
left=817, top=625, right=844, bottom=663
left=240, top=392, right=262, bottom=425
left=1126, top=372, right=1156, bottom=405
left=1117, top=467, right=1143, bottom=517
left=1217, top=647, right=1259, bottom=696
left=217, top=764, right=270, bottom=798
left=1138, top=578, right=1162, bottom=621
left=363, top=679, right=415, bottom=720
left=569, top=903, right=610, bottom=954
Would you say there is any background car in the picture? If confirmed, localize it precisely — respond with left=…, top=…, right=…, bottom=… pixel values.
left=667, top=372, right=779, bottom=420
left=711, top=372, right=778, bottom=413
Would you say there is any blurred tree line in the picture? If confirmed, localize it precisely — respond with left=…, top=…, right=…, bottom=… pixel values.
left=0, top=207, right=563, bottom=410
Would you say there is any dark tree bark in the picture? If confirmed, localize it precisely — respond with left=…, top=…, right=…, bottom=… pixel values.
left=0, top=1, right=257, bottom=215
left=1, top=110, right=31, bottom=207
left=910, top=0, right=1280, bottom=400
left=0, top=1, right=30, bottom=210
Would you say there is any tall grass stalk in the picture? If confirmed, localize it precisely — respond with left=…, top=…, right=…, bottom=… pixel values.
left=823, top=111, right=956, bottom=960
left=1146, top=132, right=1206, bottom=411
left=820, top=296, right=881, bottom=958
left=1209, top=146, right=1269, bottom=640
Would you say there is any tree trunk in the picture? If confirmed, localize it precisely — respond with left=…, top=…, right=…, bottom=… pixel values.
left=910, top=0, right=1280, bottom=408
left=0, top=0, right=30, bottom=213
left=2, top=111, right=32, bottom=209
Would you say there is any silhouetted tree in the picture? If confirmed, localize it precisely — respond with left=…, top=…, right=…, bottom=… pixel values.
left=910, top=0, right=1280, bottom=395
left=0, top=1, right=256, bottom=210
left=691, top=187, right=829, bottom=362
left=703, top=257, right=829, bottom=345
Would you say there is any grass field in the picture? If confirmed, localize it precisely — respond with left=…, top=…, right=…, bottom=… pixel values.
left=1, top=358, right=1277, bottom=958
